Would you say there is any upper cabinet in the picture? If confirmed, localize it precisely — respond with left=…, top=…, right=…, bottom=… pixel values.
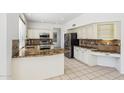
left=68, top=21, right=120, bottom=40
left=97, top=22, right=120, bottom=40
left=113, top=22, right=121, bottom=39
left=97, top=23, right=114, bottom=39
left=28, top=29, right=53, bottom=39
left=75, top=24, right=97, bottom=39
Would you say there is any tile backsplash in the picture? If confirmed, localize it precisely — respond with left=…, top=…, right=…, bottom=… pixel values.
left=79, top=39, right=120, bottom=53
left=12, top=40, right=19, bottom=57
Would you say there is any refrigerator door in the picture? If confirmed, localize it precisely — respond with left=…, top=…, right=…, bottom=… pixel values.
left=64, top=33, right=79, bottom=58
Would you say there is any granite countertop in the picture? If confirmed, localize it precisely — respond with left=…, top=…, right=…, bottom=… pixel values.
left=75, top=45, right=120, bottom=54
left=13, top=48, right=64, bottom=58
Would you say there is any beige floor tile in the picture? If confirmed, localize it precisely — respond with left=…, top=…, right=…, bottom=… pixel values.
left=70, top=76, right=80, bottom=80
left=67, top=73, right=77, bottom=79
left=79, top=75, right=89, bottom=80
left=85, top=74, right=97, bottom=79
left=49, top=77, right=62, bottom=80
left=60, top=75, right=70, bottom=80
left=75, top=71, right=85, bottom=77
left=103, top=74, right=115, bottom=80
left=92, top=76, right=108, bottom=80
left=48, top=57, right=122, bottom=80
left=115, top=75, right=124, bottom=80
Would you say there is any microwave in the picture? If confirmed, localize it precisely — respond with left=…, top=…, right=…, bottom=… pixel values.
left=40, top=33, right=50, bottom=39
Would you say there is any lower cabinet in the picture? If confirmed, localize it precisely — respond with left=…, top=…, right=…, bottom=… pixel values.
left=84, top=53, right=97, bottom=66
left=74, top=46, right=120, bottom=72
left=74, top=46, right=97, bottom=66
left=74, top=46, right=79, bottom=60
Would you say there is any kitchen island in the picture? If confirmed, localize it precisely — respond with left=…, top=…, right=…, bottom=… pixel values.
left=12, top=48, right=64, bottom=80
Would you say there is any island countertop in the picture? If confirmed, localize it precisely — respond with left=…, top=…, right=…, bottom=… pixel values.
left=13, top=48, right=64, bottom=58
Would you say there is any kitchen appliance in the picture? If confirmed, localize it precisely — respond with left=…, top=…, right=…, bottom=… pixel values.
left=40, top=45, right=51, bottom=50
left=64, top=33, right=79, bottom=58
left=39, top=33, right=53, bottom=50
left=40, top=39, right=52, bottom=45
left=40, top=33, right=50, bottom=39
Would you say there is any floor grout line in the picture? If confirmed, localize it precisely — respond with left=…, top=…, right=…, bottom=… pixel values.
left=48, top=57, right=124, bottom=80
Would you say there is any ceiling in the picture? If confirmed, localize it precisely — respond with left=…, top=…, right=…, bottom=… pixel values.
left=24, top=13, right=82, bottom=24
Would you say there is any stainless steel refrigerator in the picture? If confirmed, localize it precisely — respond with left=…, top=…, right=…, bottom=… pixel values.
left=64, top=33, right=79, bottom=58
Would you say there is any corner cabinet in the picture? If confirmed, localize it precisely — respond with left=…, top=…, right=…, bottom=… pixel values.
left=74, top=46, right=97, bottom=66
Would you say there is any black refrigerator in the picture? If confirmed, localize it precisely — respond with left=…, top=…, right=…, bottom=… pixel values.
left=64, top=33, right=79, bottom=58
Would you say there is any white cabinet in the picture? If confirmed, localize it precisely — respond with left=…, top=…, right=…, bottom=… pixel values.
left=92, top=24, right=98, bottom=39
left=113, top=22, right=121, bottom=39
left=79, top=48, right=97, bottom=66
left=69, top=21, right=120, bottom=40
left=83, top=53, right=97, bottom=66
left=86, top=25, right=92, bottom=39
left=76, top=24, right=97, bottom=39
left=78, top=27, right=87, bottom=39
left=77, top=27, right=85, bottom=39
left=28, top=29, right=53, bottom=39
left=74, top=46, right=79, bottom=60
left=74, top=46, right=97, bottom=66
left=97, top=23, right=114, bottom=39
left=86, top=24, right=97, bottom=39
left=97, top=22, right=121, bottom=40
left=74, top=46, right=120, bottom=71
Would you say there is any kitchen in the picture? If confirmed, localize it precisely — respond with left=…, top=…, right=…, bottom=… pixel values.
left=1, top=1, right=124, bottom=93
left=0, top=13, right=124, bottom=80
left=11, top=14, right=123, bottom=80
left=12, top=14, right=65, bottom=79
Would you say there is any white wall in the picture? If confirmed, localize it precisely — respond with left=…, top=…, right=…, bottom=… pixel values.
left=63, top=13, right=124, bottom=73
left=7, top=14, right=19, bottom=79
left=0, top=13, right=19, bottom=79
left=0, top=14, right=8, bottom=79
left=19, top=17, right=27, bottom=49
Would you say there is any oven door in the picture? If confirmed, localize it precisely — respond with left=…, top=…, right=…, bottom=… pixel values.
left=40, top=45, right=50, bottom=50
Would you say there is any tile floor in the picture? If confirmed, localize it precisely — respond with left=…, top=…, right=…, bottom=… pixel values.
left=48, top=57, right=124, bottom=80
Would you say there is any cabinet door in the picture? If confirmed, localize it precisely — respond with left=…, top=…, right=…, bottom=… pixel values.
left=82, top=27, right=87, bottom=39
left=114, top=22, right=121, bottom=39
left=87, top=25, right=93, bottom=39
left=74, top=47, right=78, bottom=59
left=92, top=24, right=98, bottom=39
left=85, top=54, right=97, bottom=66
left=77, top=28, right=81, bottom=39
left=74, top=47, right=80, bottom=60
left=78, top=49, right=83, bottom=61
left=77, top=27, right=82, bottom=39
left=97, top=23, right=114, bottom=39
left=80, top=50, right=85, bottom=62
left=79, top=48, right=97, bottom=66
